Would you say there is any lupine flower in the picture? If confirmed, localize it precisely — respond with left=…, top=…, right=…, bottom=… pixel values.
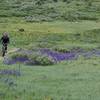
left=0, top=69, right=21, bottom=76
left=40, top=48, right=77, bottom=62
left=4, top=57, right=29, bottom=65
left=3, top=48, right=100, bottom=65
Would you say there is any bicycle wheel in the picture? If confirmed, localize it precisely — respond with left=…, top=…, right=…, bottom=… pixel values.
left=2, top=45, right=6, bottom=57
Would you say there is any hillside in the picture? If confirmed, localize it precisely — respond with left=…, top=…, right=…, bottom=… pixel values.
left=0, top=0, right=100, bottom=100
left=0, top=0, right=100, bottom=22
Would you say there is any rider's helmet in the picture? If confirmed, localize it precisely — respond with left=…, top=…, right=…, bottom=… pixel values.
left=3, top=32, right=9, bottom=37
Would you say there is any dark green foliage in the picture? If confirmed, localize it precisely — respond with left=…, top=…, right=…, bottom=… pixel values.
left=54, top=48, right=69, bottom=53
left=53, top=0, right=58, bottom=2
left=19, top=28, right=25, bottom=32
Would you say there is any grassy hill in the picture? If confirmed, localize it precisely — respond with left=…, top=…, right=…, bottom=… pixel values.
left=0, top=0, right=100, bottom=47
left=0, top=0, right=100, bottom=22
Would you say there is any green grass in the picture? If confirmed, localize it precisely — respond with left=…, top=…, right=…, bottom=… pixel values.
left=1, top=19, right=100, bottom=33
left=0, top=19, right=100, bottom=99
left=0, top=3, right=100, bottom=99
left=0, top=57, right=100, bottom=100
left=0, top=18, right=100, bottom=48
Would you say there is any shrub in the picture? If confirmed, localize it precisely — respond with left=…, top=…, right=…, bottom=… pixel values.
left=54, top=48, right=69, bottom=53
left=29, top=54, right=55, bottom=66
left=19, top=28, right=25, bottom=32
left=11, top=53, right=28, bottom=60
left=8, top=51, right=55, bottom=66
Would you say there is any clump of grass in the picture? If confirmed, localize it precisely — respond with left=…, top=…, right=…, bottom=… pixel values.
left=28, top=53, right=55, bottom=66
left=54, top=47, right=70, bottom=53
left=11, top=53, right=28, bottom=60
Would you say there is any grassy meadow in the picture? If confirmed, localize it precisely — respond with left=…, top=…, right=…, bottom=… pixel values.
left=0, top=57, right=100, bottom=100
left=0, top=0, right=100, bottom=100
left=0, top=18, right=100, bottom=100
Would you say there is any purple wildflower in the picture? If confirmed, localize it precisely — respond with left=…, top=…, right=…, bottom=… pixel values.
left=4, top=57, right=29, bottom=65
left=0, top=69, right=21, bottom=76
left=40, top=48, right=77, bottom=62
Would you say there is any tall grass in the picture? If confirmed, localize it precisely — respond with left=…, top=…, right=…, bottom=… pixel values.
left=0, top=0, right=100, bottom=21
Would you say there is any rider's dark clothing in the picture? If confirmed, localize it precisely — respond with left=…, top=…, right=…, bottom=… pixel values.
left=1, top=36, right=10, bottom=44
left=0, top=36, right=10, bottom=56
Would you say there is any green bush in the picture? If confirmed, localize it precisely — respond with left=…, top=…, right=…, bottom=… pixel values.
left=11, top=53, right=28, bottom=59
left=9, top=51, right=55, bottom=65
left=54, top=48, right=69, bottom=53
left=29, top=54, right=55, bottom=66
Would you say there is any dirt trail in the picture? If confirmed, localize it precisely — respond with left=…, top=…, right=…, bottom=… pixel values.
left=8, top=48, right=20, bottom=54
left=0, top=48, right=20, bottom=61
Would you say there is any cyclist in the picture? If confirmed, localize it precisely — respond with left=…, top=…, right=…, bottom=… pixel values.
left=0, top=32, right=10, bottom=57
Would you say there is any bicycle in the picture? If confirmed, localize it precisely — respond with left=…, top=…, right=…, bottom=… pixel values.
left=2, top=44, right=7, bottom=57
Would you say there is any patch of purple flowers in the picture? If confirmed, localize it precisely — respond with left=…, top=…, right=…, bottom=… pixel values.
left=0, top=69, right=21, bottom=76
left=40, top=48, right=100, bottom=61
left=40, top=48, right=77, bottom=62
left=4, top=57, right=29, bottom=65
left=3, top=48, right=100, bottom=65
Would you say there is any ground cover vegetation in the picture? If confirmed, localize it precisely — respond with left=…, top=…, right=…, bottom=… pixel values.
left=0, top=0, right=100, bottom=100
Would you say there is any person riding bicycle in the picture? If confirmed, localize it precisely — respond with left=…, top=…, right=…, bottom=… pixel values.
left=0, top=32, right=10, bottom=57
